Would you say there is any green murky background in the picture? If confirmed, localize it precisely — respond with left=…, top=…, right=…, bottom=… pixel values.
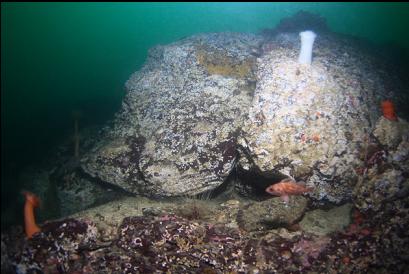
left=2, top=2, right=409, bottom=226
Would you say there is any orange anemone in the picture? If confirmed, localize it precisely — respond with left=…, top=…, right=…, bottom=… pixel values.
left=22, top=191, right=41, bottom=239
left=381, top=100, right=398, bottom=121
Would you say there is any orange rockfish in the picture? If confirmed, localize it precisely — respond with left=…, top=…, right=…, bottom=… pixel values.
left=265, top=178, right=313, bottom=203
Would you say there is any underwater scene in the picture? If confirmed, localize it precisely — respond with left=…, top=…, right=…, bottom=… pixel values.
left=1, top=2, right=409, bottom=273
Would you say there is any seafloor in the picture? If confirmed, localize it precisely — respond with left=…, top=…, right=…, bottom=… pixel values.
left=1, top=194, right=408, bottom=273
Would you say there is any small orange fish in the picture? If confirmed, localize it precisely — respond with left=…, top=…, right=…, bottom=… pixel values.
left=265, top=178, right=313, bottom=203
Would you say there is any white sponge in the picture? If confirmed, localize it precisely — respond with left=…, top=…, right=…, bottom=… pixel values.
left=298, top=30, right=317, bottom=65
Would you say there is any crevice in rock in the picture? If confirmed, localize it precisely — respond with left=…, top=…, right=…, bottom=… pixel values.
left=76, top=168, right=134, bottom=198
left=234, top=166, right=287, bottom=200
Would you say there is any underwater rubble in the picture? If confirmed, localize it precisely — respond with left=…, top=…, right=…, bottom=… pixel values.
left=2, top=196, right=409, bottom=273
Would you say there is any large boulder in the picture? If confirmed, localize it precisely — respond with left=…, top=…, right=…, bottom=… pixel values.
left=237, top=32, right=406, bottom=203
left=81, top=33, right=262, bottom=196
left=81, top=30, right=407, bottom=201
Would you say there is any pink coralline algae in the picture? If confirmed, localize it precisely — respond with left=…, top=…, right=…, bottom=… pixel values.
left=292, top=236, right=331, bottom=267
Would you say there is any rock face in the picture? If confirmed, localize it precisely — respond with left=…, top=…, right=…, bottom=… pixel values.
left=373, top=116, right=409, bottom=150
left=16, top=127, right=126, bottom=222
left=237, top=32, right=402, bottom=204
left=300, top=203, right=352, bottom=236
left=237, top=196, right=308, bottom=232
left=353, top=117, right=409, bottom=212
left=80, top=29, right=407, bottom=200
left=81, top=33, right=262, bottom=197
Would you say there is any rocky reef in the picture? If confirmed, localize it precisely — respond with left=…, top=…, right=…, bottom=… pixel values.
left=74, top=11, right=408, bottom=205
left=12, top=11, right=408, bottom=215
left=3, top=11, right=409, bottom=273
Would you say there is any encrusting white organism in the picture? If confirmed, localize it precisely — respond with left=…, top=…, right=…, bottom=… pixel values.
left=298, top=30, right=317, bottom=65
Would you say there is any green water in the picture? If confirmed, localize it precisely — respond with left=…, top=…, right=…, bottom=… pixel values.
left=1, top=2, right=409, bottom=226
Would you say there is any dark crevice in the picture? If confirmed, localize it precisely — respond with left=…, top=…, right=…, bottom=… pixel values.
left=76, top=168, right=134, bottom=197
